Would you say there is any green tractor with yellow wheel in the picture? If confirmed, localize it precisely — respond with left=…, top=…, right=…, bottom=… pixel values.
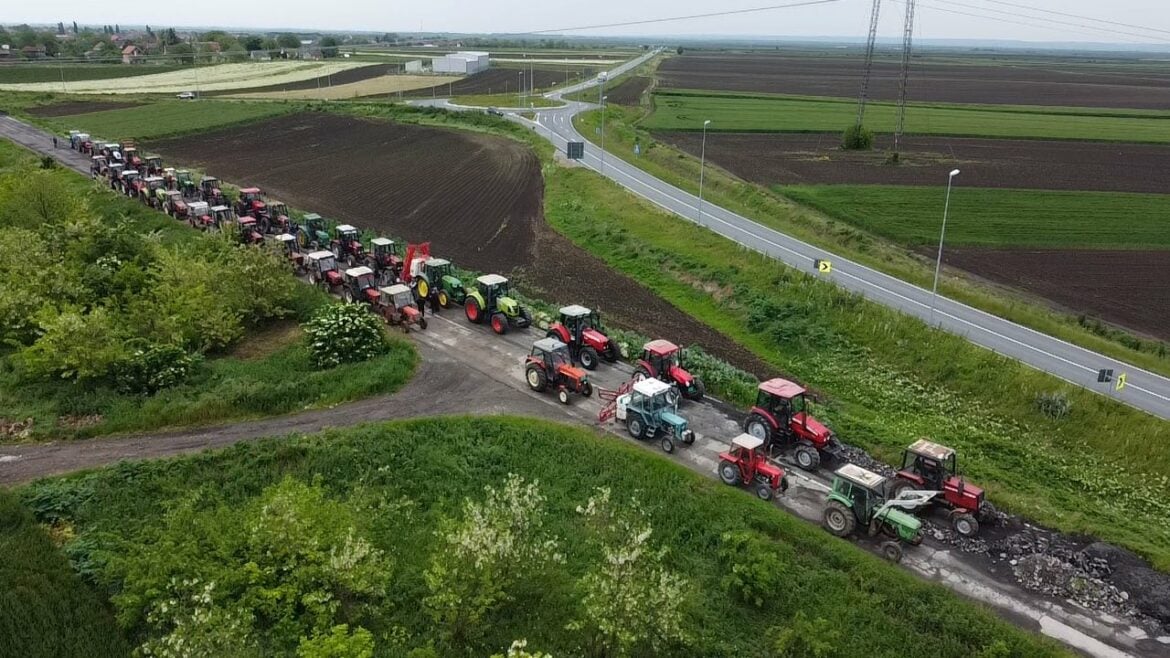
left=410, top=257, right=466, bottom=310
left=821, top=464, right=937, bottom=564
left=464, top=274, right=532, bottom=335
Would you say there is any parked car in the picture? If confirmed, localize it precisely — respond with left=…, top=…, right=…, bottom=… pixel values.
left=176, top=91, right=196, bottom=100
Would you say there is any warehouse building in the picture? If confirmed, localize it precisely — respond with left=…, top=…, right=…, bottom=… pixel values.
left=431, top=51, right=490, bottom=75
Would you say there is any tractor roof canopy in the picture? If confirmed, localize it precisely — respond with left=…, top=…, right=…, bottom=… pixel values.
left=238, top=216, right=257, bottom=225
left=303, top=212, right=322, bottom=221
left=336, top=224, right=358, bottom=233
left=384, top=283, right=411, bottom=296
left=425, top=257, right=450, bottom=267
left=240, top=187, right=261, bottom=194
left=477, top=274, right=508, bottom=287
left=759, top=378, right=806, bottom=399
left=371, top=237, right=394, bottom=246
left=731, top=433, right=765, bottom=451
left=346, top=266, right=375, bottom=278
left=145, top=176, right=164, bottom=183
left=632, top=378, right=673, bottom=398
left=165, top=190, right=182, bottom=198
left=188, top=201, right=209, bottom=213
left=835, top=464, right=886, bottom=491
left=277, top=233, right=296, bottom=243
left=907, top=438, right=955, bottom=461
left=211, top=205, right=230, bottom=212
left=533, top=337, right=569, bottom=354
left=308, top=250, right=335, bottom=261
left=560, top=304, right=592, bottom=318
left=644, top=339, right=680, bottom=356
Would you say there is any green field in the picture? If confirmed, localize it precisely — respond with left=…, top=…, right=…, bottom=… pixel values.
left=38, top=100, right=296, bottom=141
left=644, top=90, right=1170, bottom=143
left=9, top=417, right=1064, bottom=657
left=0, top=64, right=182, bottom=85
left=780, top=185, right=1170, bottom=249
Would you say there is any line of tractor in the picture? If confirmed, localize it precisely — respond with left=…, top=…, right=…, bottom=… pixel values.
left=67, top=128, right=999, bottom=565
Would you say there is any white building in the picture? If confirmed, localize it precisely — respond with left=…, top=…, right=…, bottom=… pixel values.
left=431, top=51, right=489, bottom=75
left=404, top=59, right=425, bottom=73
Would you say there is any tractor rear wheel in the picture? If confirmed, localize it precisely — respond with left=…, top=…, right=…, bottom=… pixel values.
left=755, top=482, right=774, bottom=501
left=889, top=479, right=919, bottom=501
left=952, top=512, right=979, bottom=537
left=490, top=313, right=507, bottom=335
left=793, top=444, right=821, bottom=471
left=718, top=460, right=742, bottom=486
left=343, top=290, right=354, bottom=304
left=557, top=388, right=570, bottom=405
left=744, top=415, right=770, bottom=441
left=626, top=417, right=646, bottom=440
left=526, top=365, right=548, bottom=392
left=580, top=347, right=599, bottom=370
left=660, top=436, right=675, bottom=454
left=822, top=501, right=855, bottom=538
left=465, top=298, right=482, bottom=324
left=880, top=540, right=904, bottom=564
left=308, top=272, right=319, bottom=286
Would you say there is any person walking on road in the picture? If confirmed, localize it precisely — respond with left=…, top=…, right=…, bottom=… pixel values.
left=52, top=136, right=58, bottom=148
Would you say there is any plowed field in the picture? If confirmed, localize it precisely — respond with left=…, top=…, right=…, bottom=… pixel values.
left=655, top=132, right=1170, bottom=193
left=606, top=76, right=651, bottom=105
left=404, top=67, right=594, bottom=98
left=26, top=101, right=143, bottom=117
left=941, top=248, right=1170, bottom=340
left=152, top=113, right=773, bottom=376
left=658, top=54, right=1170, bottom=109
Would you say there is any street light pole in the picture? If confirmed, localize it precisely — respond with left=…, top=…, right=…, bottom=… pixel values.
left=930, top=168, right=961, bottom=325
left=518, top=71, right=523, bottom=106
left=697, top=119, right=711, bottom=224
left=600, top=94, right=608, bottom=175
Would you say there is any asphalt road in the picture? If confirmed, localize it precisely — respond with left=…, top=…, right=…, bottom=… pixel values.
left=510, top=50, right=1170, bottom=421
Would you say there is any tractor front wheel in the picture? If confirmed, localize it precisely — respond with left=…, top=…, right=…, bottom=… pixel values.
left=952, top=512, right=980, bottom=537
left=744, top=415, right=771, bottom=442
left=437, top=290, right=449, bottom=308
left=880, top=541, right=904, bottom=563
left=687, top=378, right=706, bottom=402
left=581, top=381, right=593, bottom=397
left=633, top=367, right=651, bottom=382
left=718, top=460, right=742, bottom=486
left=465, top=298, right=482, bottom=324
left=557, top=388, right=570, bottom=405
left=490, top=313, right=508, bottom=335
left=755, top=482, right=774, bottom=501
left=626, top=417, right=646, bottom=440
left=822, top=501, right=855, bottom=538
left=526, top=365, right=548, bottom=392
left=793, top=444, right=821, bottom=471
left=579, top=346, right=599, bottom=370
left=660, top=436, right=675, bottom=454
left=418, top=318, right=428, bottom=331
left=343, top=290, right=354, bottom=304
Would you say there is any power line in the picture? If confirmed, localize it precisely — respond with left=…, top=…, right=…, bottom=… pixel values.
left=940, top=0, right=1169, bottom=42
left=972, top=0, right=1170, bottom=38
left=908, top=0, right=1165, bottom=43
left=525, top=0, right=841, bottom=35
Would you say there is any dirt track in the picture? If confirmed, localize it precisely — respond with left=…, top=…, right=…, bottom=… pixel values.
left=659, top=53, right=1170, bottom=109
left=656, top=131, right=1170, bottom=194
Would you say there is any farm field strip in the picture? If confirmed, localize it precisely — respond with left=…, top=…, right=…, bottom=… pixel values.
left=643, top=92, right=1170, bottom=142
left=227, top=74, right=446, bottom=100
left=0, top=64, right=183, bottom=84
left=0, top=61, right=372, bottom=94
left=41, top=101, right=294, bottom=141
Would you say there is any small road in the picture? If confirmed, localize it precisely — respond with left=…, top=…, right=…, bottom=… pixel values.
left=423, top=50, right=1170, bottom=421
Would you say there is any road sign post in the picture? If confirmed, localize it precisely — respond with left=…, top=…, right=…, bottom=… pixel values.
left=814, top=258, right=832, bottom=274
left=567, top=142, right=584, bottom=160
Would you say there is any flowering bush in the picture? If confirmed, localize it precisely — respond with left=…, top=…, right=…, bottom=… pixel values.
left=303, top=303, right=388, bottom=368
left=114, top=343, right=199, bottom=395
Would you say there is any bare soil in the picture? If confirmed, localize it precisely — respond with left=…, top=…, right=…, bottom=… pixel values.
left=204, top=63, right=392, bottom=96
left=654, top=131, right=1170, bottom=193
left=606, top=76, right=651, bottom=105
left=154, top=112, right=773, bottom=376
left=26, top=101, right=144, bottom=117
left=658, top=53, right=1170, bottom=109
left=940, top=248, right=1170, bottom=340
left=403, top=66, right=595, bottom=98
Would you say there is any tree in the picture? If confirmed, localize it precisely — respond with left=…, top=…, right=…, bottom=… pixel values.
left=72, top=21, right=78, bottom=34
left=168, top=42, right=193, bottom=64
left=296, top=625, right=375, bottom=658
left=491, top=640, right=552, bottom=658
left=303, top=302, right=387, bottom=368
left=277, top=33, right=302, bottom=49
left=226, top=42, right=249, bottom=63
left=0, top=169, right=90, bottom=231
left=841, top=123, right=874, bottom=151
left=768, top=613, right=841, bottom=658
left=242, top=35, right=264, bottom=52
left=146, top=25, right=155, bottom=40
left=18, top=306, right=129, bottom=383
left=56, top=22, right=65, bottom=35
left=319, top=36, right=339, bottom=58
left=568, top=488, right=689, bottom=657
left=114, top=24, right=120, bottom=33
left=163, top=28, right=180, bottom=46
left=424, top=474, right=563, bottom=646
left=676, top=46, right=684, bottom=55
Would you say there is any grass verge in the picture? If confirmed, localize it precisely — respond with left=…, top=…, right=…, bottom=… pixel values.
left=13, top=417, right=1065, bottom=657
left=452, top=93, right=563, bottom=108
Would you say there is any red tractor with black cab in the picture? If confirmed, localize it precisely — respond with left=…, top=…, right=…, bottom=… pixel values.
left=186, top=201, right=212, bottom=229
left=891, top=438, right=994, bottom=536
left=525, top=338, right=593, bottom=404
left=718, top=433, right=789, bottom=501
left=235, top=187, right=268, bottom=222
left=368, top=237, right=404, bottom=284
left=236, top=216, right=265, bottom=246
left=331, top=224, right=366, bottom=267
left=307, top=251, right=344, bottom=292
left=744, top=378, right=840, bottom=471
left=261, top=201, right=291, bottom=234
left=376, top=284, right=427, bottom=332
left=546, top=305, right=619, bottom=370
left=162, top=190, right=188, bottom=219
left=200, top=176, right=226, bottom=205
left=341, top=266, right=380, bottom=305
left=633, top=339, right=705, bottom=402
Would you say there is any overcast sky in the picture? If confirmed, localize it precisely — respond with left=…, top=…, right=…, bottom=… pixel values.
left=6, top=0, right=1169, bottom=44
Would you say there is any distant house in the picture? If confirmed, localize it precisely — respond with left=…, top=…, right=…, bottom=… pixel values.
left=249, top=49, right=271, bottom=61
left=0, top=45, right=11, bottom=61
left=404, top=59, right=425, bottom=73
left=21, top=45, right=47, bottom=59
left=121, top=44, right=143, bottom=64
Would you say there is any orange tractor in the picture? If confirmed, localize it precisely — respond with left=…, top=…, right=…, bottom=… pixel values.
left=524, top=338, right=593, bottom=404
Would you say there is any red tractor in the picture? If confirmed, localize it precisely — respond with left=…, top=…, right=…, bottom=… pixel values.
left=525, top=338, right=593, bottom=405
left=718, top=433, right=790, bottom=501
left=546, top=305, right=619, bottom=370
left=122, top=145, right=142, bottom=169
left=262, top=201, right=292, bottom=235
left=367, top=237, right=404, bottom=284
left=307, top=251, right=344, bottom=291
left=277, top=234, right=306, bottom=274
left=235, top=187, right=268, bottom=222
left=891, top=439, right=994, bottom=537
left=375, top=284, right=427, bottom=332
left=341, top=266, right=380, bottom=305
left=236, top=216, right=265, bottom=246
left=331, top=224, right=366, bottom=266
left=186, top=201, right=212, bottom=229
left=162, top=190, right=188, bottom=219
left=743, top=378, right=840, bottom=472
left=199, top=176, right=226, bottom=206
left=633, top=340, right=705, bottom=402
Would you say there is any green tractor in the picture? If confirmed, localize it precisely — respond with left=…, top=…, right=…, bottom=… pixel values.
left=412, top=257, right=466, bottom=309
left=296, top=213, right=330, bottom=250
left=821, top=464, right=937, bottom=563
left=464, top=274, right=532, bottom=335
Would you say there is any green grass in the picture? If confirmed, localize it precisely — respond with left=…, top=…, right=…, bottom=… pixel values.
left=37, top=100, right=297, bottom=141
left=452, top=93, right=563, bottom=108
left=0, top=64, right=183, bottom=85
left=644, top=90, right=1170, bottom=143
left=542, top=161, right=1170, bottom=570
left=0, top=490, right=129, bottom=658
left=575, top=103, right=1170, bottom=375
left=12, top=417, right=1065, bottom=657
left=780, top=185, right=1170, bottom=249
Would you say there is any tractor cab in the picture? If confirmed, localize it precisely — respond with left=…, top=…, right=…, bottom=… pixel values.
left=77, top=134, right=94, bottom=153
left=744, top=378, right=838, bottom=471
left=145, top=177, right=168, bottom=207
left=103, top=143, right=121, bottom=160
left=378, top=283, right=427, bottom=331
left=342, top=266, right=379, bottom=304
left=199, top=177, right=224, bottom=204
left=381, top=282, right=416, bottom=313
left=236, top=216, right=265, bottom=245
left=236, top=187, right=267, bottom=219
left=121, top=170, right=143, bottom=195
left=210, top=205, right=234, bottom=227
left=144, top=155, right=164, bottom=175
left=297, top=213, right=330, bottom=250
left=616, top=378, right=696, bottom=453
left=176, top=170, right=196, bottom=196
left=144, top=175, right=166, bottom=193
left=162, top=190, right=187, bottom=217
left=276, top=233, right=304, bottom=267
left=823, top=464, right=928, bottom=562
left=525, top=337, right=592, bottom=404
left=90, top=155, right=108, bottom=177
left=718, top=433, right=789, bottom=500
left=548, top=304, right=618, bottom=370
left=108, top=162, right=125, bottom=181
left=264, top=201, right=290, bottom=233
left=476, top=274, right=512, bottom=308
left=635, top=339, right=704, bottom=402
left=894, top=439, right=987, bottom=534
left=123, top=146, right=141, bottom=168
left=531, top=337, right=575, bottom=371
left=332, top=224, right=365, bottom=265
left=187, top=201, right=212, bottom=229
left=465, top=273, right=532, bottom=334
left=370, top=238, right=403, bottom=275
left=307, top=250, right=343, bottom=289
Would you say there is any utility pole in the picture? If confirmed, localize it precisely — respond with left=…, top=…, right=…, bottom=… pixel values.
left=697, top=119, right=711, bottom=224
left=930, top=169, right=961, bottom=325
left=894, top=0, right=917, bottom=154
left=855, top=0, right=882, bottom=130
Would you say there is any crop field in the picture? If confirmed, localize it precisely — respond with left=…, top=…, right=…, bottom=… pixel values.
left=657, top=53, right=1170, bottom=109
left=0, top=64, right=182, bottom=84
left=644, top=91, right=1170, bottom=142
left=0, top=61, right=372, bottom=94
left=25, top=100, right=144, bottom=117
left=41, top=100, right=294, bottom=141
left=9, top=417, right=1062, bottom=657
left=655, top=132, right=1170, bottom=194
left=404, top=66, right=595, bottom=97
left=228, top=74, right=446, bottom=100
left=205, top=62, right=396, bottom=96
left=606, top=75, right=652, bottom=105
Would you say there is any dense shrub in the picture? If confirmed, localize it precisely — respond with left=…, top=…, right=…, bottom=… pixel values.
left=304, top=303, right=388, bottom=368
left=718, top=531, right=788, bottom=608
left=841, top=123, right=874, bottom=151
left=114, top=343, right=199, bottom=395
left=1034, top=391, right=1072, bottom=420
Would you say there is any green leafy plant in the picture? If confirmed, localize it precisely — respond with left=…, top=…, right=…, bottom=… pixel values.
left=303, top=303, right=388, bottom=368
left=841, top=123, right=874, bottom=151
